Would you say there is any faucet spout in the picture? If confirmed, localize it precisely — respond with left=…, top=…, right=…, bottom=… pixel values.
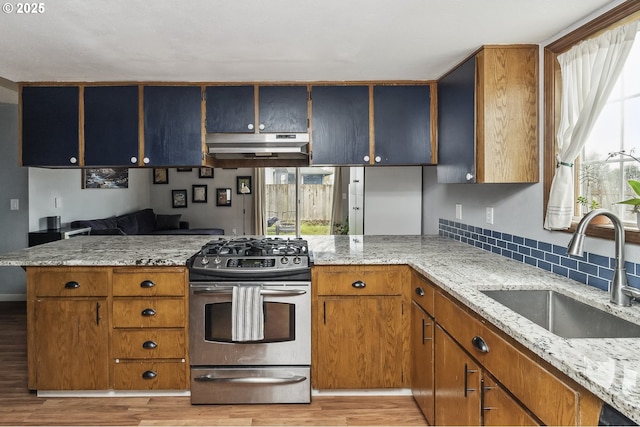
left=567, top=209, right=633, bottom=306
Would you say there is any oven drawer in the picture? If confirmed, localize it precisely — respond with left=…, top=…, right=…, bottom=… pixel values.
left=113, top=298, right=185, bottom=328
left=113, top=268, right=186, bottom=297
left=112, top=329, right=186, bottom=359
left=113, top=360, right=188, bottom=390
left=190, top=366, right=311, bottom=404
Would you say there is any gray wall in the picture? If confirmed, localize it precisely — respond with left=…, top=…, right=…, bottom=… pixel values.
left=0, top=102, right=29, bottom=300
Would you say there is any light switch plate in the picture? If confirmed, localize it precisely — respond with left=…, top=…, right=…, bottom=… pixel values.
left=10, top=199, right=19, bottom=211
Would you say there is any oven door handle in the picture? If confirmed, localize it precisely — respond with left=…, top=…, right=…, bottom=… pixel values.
left=194, top=374, right=307, bottom=384
left=193, top=288, right=307, bottom=296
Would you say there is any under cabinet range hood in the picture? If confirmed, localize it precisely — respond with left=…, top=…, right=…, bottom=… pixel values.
left=206, top=133, right=310, bottom=160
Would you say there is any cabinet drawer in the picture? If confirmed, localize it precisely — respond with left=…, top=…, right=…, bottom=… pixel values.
left=411, top=271, right=435, bottom=315
left=314, top=265, right=407, bottom=296
left=113, top=268, right=186, bottom=297
left=30, top=268, right=109, bottom=297
left=434, top=291, right=578, bottom=426
left=113, top=360, right=188, bottom=390
left=112, top=329, right=186, bottom=359
left=113, top=298, right=185, bottom=328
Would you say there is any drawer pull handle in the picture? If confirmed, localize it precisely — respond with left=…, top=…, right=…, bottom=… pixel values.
left=142, top=340, right=158, bottom=350
left=415, top=287, right=425, bottom=296
left=140, top=280, right=155, bottom=288
left=472, top=336, right=490, bottom=353
left=352, top=280, right=366, bottom=289
left=64, top=281, right=80, bottom=289
left=142, top=370, right=157, bottom=380
left=464, top=363, right=478, bottom=397
left=141, top=308, right=156, bottom=317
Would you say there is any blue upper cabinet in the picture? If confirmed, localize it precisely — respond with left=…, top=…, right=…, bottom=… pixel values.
left=258, top=86, right=308, bottom=133
left=437, top=56, right=476, bottom=183
left=311, top=85, right=370, bottom=165
left=84, top=86, right=139, bottom=167
left=437, top=46, right=539, bottom=184
left=373, top=84, right=434, bottom=165
left=21, top=86, right=80, bottom=167
left=205, top=85, right=308, bottom=133
left=143, top=86, right=204, bottom=167
left=205, top=86, right=255, bottom=133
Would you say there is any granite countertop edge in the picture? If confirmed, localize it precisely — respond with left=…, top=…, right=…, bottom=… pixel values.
left=1, top=234, right=639, bottom=422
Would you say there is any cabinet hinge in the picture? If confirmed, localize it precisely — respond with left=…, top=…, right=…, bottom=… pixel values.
left=202, top=91, right=207, bottom=102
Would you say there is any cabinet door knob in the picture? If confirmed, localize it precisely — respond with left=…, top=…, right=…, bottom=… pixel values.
left=140, top=280, right=155, bottom=288
left=143, top=157, right=150, bottom=164
left=130, top=156, right=137, bottom=164
left=141, top=308, right=156, bottom=317
left=472, top=336, right=490, bottom=353
left=259, top=123, right=265, bottom=130
left=466, top=173, right=474, bottom=181
left=248, top=123, right=254, bottom=130
left=352, top=280, right=366, bottom=289
left=69, top=157, right=77, bottom=164
left=64, top=281, right=80, bottom=289
left=374, top=156, right=381, bottom=163
left=142, top=340, right=158, bottom=350
left=363, top=155, right=370, bottom=162
left=142, top=370, right=157, bottom=380
left=415, top=287, right=425, bottom=296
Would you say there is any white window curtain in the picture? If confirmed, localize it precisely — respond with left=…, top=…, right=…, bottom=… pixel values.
left=544, top=20, right=638, bottom=230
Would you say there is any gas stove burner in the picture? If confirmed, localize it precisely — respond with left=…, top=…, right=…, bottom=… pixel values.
left=200, top=237, right=309, bottom=257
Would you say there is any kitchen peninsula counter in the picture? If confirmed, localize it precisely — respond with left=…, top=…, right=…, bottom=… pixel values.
left=1, top=234, right=639, bottom=422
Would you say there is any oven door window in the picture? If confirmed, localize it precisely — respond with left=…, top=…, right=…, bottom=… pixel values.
left=204, top=302, right=295, bottom=343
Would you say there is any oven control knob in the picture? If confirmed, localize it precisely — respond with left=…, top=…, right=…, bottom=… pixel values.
left=293, top=256, right=302, bottom=264
left=200, top=256, right=209, bottom=266
left=281, top=256, right=289, bottom=264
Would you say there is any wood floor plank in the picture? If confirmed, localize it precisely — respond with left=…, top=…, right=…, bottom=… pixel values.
left=0, top=302, right=427, bottom=426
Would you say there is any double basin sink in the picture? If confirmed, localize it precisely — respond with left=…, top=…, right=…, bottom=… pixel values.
left=481, top=289, right=640, bottom=339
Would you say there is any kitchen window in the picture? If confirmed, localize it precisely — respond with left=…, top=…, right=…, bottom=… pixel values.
left=544, top=2, right=640, bottom=242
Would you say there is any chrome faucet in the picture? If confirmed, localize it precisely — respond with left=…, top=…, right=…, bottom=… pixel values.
left=567, top=209, right=640, bottom=306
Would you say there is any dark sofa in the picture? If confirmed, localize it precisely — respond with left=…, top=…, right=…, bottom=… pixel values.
left=70, top=208, right=224, bottom=236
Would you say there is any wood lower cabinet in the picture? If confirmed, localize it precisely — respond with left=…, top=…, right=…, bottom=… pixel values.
left=411, top=271, right=435, bottom=424
left=111, top=267, right=189, bottom=390
left=26, top=266, right=188, bottom=392
left=312, top=265, right=410, bottom=389
left=27, top=267, right=110, bottom=390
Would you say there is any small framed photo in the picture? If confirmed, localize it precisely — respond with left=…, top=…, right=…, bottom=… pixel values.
left=216, top=188, right=232, bottom=206
left=199, top=167, right=214, bottom=179
left=172, top=189, right=188, bottom=208
left=153, top=168, right=168, bottom=184
left=192, top=184, right=208, bottom=203
left=237, top=176, right=252, bottom=194
left=82, top=168, right=129, bottom=189
left=176, top=167, right=192, bottom=172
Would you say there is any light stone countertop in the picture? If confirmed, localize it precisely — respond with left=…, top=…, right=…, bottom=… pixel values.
left=1, top=234, right=639, bottom=422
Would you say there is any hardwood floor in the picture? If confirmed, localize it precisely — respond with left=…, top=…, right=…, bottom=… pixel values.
left=0, top=302, right=426, bottom=426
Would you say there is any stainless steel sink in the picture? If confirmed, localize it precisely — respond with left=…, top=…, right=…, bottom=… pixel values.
left=481, top=289, right=640, bottom=339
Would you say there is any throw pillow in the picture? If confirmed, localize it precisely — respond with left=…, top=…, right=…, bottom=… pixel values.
left=155, top=214, right=182, bottom=230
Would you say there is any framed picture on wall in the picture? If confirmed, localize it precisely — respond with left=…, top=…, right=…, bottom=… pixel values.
left=199, top=167, right=214, bottom=179
left=153, top=168, right=169, bottom=184
left=216, top=188, right=232, bottom=206
left=192, top=184, right=207, bottom=203
left=82, top=168, right=129, bottom=189
left=172, top=189, right=188, bottom=208
left=236, top=176, right=252, bottom=194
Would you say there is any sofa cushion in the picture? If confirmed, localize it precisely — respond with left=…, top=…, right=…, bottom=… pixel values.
left=155, top=214, right=182, bottom=230
left=135, top=208, right=157, bottom=235
left=71, top=217, right=117, bottom=231
left=116, top=213, right=138, bottom=235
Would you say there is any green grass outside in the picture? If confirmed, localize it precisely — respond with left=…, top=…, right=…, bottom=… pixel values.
left=267, top=221, right=331, bottom=236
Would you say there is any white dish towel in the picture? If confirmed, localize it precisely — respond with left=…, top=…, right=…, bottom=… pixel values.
left=231, top=285, right=264, bottom=342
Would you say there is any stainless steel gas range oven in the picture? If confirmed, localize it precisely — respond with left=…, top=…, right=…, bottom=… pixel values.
left=188, top=237, right=312, bottom=404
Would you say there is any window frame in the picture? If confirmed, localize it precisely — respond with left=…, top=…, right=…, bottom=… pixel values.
left=543, top=1, right=640, bottom=243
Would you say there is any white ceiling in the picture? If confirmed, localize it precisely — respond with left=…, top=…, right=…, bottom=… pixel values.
left=0, top=0, right=622, bottom=84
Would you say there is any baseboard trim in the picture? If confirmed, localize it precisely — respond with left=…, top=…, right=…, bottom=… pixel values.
left=0, top=294, right=26, bottom=302
left=312, top=388, right=412, bottom=396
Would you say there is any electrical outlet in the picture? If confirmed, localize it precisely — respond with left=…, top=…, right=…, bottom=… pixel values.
left=486, top=207, right=494, bottom=224
left=455, top=204, right=462, bottom=220
left=54, top=197, right=62, bottom=208
left=10, top=199, right=19, bottom=211
left=232, top=228, right=237, bottom=235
